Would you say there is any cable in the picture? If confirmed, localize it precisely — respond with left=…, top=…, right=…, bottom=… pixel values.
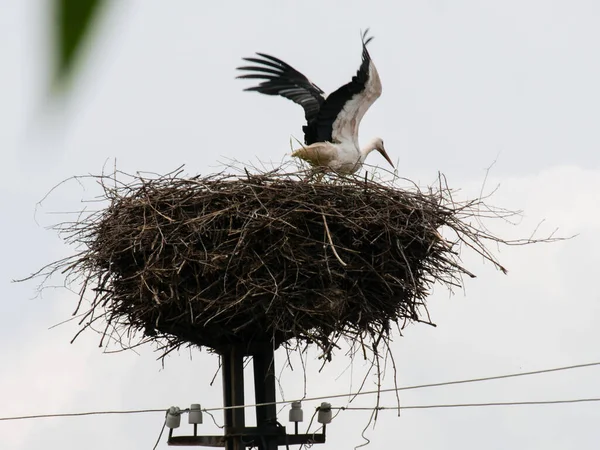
left=1, top=397, right=599, bottom=424
left=203, top=360, right=600, bottom=412
left=0, top=408, right=164, bottom=422
left=152, top=412, right=168, bottom=450
left=0, top=361, right=599, bottom=423
left=203, top=409, right=224, bottom=429
left=336, top=397, right=600, bottom=410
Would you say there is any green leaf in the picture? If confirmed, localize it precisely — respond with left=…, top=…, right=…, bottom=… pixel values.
left=53, top=0, right=104, bottom=92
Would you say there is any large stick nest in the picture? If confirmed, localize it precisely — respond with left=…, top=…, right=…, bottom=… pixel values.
left=30, top=166, right=548, bottom=360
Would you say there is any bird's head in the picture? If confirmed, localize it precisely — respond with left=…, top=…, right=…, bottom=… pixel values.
left=373, top=138, right=394, bottom=169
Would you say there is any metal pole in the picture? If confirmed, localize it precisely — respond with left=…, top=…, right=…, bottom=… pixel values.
left=253, top=344, right=278, bottom=450
left=222, top=346, right=246, bottom=450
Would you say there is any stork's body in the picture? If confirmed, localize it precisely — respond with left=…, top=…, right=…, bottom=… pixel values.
left=237, top=30, right=393, bottom=174
left=292, top=138, right=385, bottom=174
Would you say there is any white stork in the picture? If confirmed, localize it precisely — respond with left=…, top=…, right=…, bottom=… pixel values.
left=236, top=30, right=393, bottom=174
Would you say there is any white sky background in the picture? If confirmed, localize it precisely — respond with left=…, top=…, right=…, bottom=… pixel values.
left=1, top=1, right=600, bottom=448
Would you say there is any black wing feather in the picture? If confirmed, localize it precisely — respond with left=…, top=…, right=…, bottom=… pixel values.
left=236, top=53, right=325, bottom=135
left=308, top=29, right=374, bottom=144
left=236, top=30, right=376, bottom=146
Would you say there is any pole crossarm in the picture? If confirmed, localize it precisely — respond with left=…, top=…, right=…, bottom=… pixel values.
left=168, top=430, right=326, bottom=447
left=167, top=343, right=328, bottom=449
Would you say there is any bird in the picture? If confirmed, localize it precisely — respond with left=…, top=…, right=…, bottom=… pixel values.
left=236, top=29, right=394, bottom=174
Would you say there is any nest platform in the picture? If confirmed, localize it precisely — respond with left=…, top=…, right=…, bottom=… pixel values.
left=41, top=167, right=514, bottom=359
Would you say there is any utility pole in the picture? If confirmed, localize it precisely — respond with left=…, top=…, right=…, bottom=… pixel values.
left=252, top=343, right=278, bottom=450
left=221, top=345, right=246, bottom=450
left=221, top=343, right=280, bottom=450
left=167, top=342, right=327, bottom=448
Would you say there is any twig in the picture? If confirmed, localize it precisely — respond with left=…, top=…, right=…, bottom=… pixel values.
left=322, top=213, right=347, bottom=267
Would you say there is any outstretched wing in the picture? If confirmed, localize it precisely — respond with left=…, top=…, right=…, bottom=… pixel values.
left=236, top=53, right=325, bottom=141
left=310, top=29, right=382, bottom=144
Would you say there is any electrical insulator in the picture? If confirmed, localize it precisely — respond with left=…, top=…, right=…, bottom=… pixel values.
left=317, top=402, right=332, bottom=424
left=189, top=404, right=203, bottom=424
left=166, top=406, right=181, bottom=429
left=289, top=401, right=304, bottom=423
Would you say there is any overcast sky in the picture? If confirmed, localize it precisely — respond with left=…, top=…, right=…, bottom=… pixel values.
left=2, top=1, right=600, bottom=449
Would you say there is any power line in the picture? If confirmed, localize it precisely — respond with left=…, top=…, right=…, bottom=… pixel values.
left=152, top=415, right=167, bottom=450
left=1, top=360, right=599, bottom=422
left=337, top=397, right=600, bottom=411
left=1, top=397, right=599, bottom=424
left=0, top=408, right=163, bottom=422
left=204, top=360, right=600, bottom=412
